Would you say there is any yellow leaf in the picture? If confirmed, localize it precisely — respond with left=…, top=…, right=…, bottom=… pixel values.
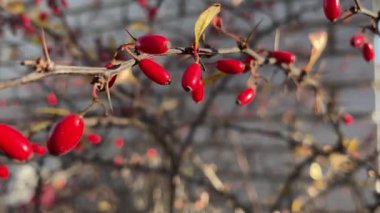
left=294, top=146, right=312, bottom=157
left=33, top=107, right=70, bottom=116
left=194, top=3, right=221, bottom=48
left=313, top=180, right=327, bottom=190
left=98, top=200, right=112, bottom=212
left=376, top=180, right=380, bottom=194
left=6, top=1, right=25, bottom=14
left=329, top=153, right=352, bottom=171
left=309, top=162, right=322, bottom=180
left=203, top=72, right=225, bottom=86
left=115, top=68, right=138, bottom=85
left=344, top=137, right=359, bottom=153
left=304, top=31, right=327, bottom=72
left=291, top=199, right=303, bottom=213
left=30, top=121, right=53, bottom=133
left=160, top=98, right=178, bottom=111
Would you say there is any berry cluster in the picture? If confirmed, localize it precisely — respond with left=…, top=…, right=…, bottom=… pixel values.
left=350, top=34, right=374, bottom=62
left=323, top=0, right=375, bottom=62
left=0, top=113, right=86, bottom=179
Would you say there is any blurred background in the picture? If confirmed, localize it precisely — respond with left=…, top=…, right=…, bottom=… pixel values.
left=0, top=0, right=378, bottom=212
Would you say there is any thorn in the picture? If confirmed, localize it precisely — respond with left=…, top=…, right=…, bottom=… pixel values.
left=274, top=28, right=280, bottom=51
left=246, top=18, right=264, bottom=43
left=40, top=28, right=51, bottom=63
left=105, top=78, right=113, bottom=112
left=199, top=61, right=207, bottom=73
left=124, top=27, right=137, bottom=41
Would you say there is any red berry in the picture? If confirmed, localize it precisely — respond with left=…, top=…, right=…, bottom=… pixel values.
left=39, top=11, right=49, bottom=22
left=343, top=113, right=354, bottom=125
left=86, top=133, right=102, bottom=145
left=20, top=14, right=31, bottom=28
left=191, top=81, right=204, bottom=103
left=52, top=7, right=61, bottom=15
left=114, top=137, right=124, bottom=148
left=31, top=143, right=47, bottom=156
left=113, top=156, right=124, bottom=165
left=216, top=59, right=245, bottom=74
left=46, top=92, right=58, bottom=106
left=271, top=51, right=296, bottom=64
left=136, top=34, right=170, bottom=54
left=323, top=0, right=340, bottom=22
left=34, top=0, right=41, bottom=5
left=146, top=148, right=158, bottom=159
left=0, top=124, right=32, bottom=161
left=138, top=0, right=148, bottom=7
left=147, top=7, right=158, bottom=21
left=47, top=114, right=84, bottom=156
left=182, top=63, right=202, bottom=92
left=350, top=34, right=365, bottom=48
left=0, top=165, right=9, bottom=180
left=138, top=58, right=171, bottom=85
left=236, top=88, right=256, bottom=106
left=362, top=43, right=375, bottom=62
left=61, top=0, right=69, bottom=8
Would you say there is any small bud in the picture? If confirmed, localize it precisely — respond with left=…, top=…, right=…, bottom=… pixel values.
left=212, top=15, right=223, bottom=30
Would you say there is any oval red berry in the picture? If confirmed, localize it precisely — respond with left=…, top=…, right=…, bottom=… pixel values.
left=139, top=58, right=171, bottom=85
left=0, top=165, right=9, bottom=179
left=46, top=92, right=58, bottom=106
left=271, top=51, right=296, bottom=64
left=182, top=63, right=202, bottom=92
left=323, top=0, right=340, bottom=22
left=350, top=34, right=365, bottom=48
left=114, top=137, right=124, bottom=148
left=191, top=81, right=204, bottom=103
left=0, top=124, right=32, bottom=161
left=31, top=143, right=47, bottom=156
left=236, top=88, right=256, bottom=106
left=47, top=114, right=84, bottom=156
left=362, top=43, right=375, bottom=62
left=136, top=34, right=170, bottom=54
left=216, top=59, right=245, bottom=74
left=86, top=133, right=102, bottom=145
left=343, top=114, right=354, bottom=125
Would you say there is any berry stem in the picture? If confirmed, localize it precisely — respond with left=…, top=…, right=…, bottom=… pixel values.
left=124, top=46, right=140, bottom=62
